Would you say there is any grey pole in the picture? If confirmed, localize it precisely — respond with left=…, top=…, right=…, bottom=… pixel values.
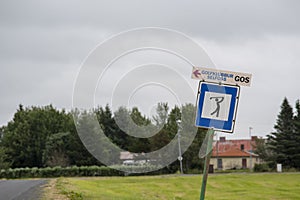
left=177, top=120, right=183, bottom=174
left=249, top=127, right=253, bottom=171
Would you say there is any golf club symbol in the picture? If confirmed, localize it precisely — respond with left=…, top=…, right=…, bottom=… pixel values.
left=210, top=96, right=224, bottom=117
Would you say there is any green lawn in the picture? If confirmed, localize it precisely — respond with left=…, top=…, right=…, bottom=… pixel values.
left=57, top=173, right=300, bottom=200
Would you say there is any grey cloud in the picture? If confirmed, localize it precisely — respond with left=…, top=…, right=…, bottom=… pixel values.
left=0, top=26, right=109, bottom=62
left=0, top=61, right=78, bottom=124
left=1, top=0, right=299, bottom=40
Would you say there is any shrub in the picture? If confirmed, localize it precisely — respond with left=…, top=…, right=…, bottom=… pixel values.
left=283, top=167, right=298, bottom=172
left=254, top=163, right=270, bottom=172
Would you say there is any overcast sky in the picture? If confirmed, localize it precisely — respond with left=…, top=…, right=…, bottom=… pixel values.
left=1, top=0, right=300, bottom=139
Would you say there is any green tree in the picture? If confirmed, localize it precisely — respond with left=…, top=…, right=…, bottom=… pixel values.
left=0, top=146, right=10, bottom=169
left=166, top=105, right=181, bottom=134
left=1, top=105, right=74, bottom=168
left=73, top=110, right=107, bottom=166
left=149, top=103, right=172, bottom=151
left=128, top=107, right=152, bottom=152
left=182, top=128, right=206, bottom=171
left=130, top=107, right=151, bottom=126
left=153, top=103, right=169, bottom=128
left=253, top=137, right=274, bottom=164
left=0, top=128, right=3, bottom=140
left=112, top=106, right=155, bottom=153
left=95, top=105, right=124, bottom=148
left=267, top=98, right=296, bottom=168
left=292, top=100, right=300, bottom=168
left=150, top=103, right=206, bottom=172
left=43, top=132, right=70, bottom=167
left=180, top=104, right=206, bottom=172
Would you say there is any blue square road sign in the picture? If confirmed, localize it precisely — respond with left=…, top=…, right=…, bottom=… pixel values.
left=195, top=82, right=240, bottom=133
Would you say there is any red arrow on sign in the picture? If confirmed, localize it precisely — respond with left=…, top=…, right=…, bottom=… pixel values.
left=193, top=69, right=201, bottom=78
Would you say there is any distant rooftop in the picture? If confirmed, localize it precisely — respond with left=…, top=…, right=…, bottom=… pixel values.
left=212, top=136, right=262, bottom=157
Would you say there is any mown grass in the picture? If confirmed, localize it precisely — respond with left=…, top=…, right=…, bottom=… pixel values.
left=57, top=173, right=300, bottom=200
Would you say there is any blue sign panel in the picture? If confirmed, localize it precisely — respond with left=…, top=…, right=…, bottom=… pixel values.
left=195, top=82, right=240, bottom=132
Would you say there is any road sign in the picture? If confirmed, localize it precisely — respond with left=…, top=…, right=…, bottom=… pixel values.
left=195, top=82, right=240, bottom=132
left=191, top=67, right=252, bottom=87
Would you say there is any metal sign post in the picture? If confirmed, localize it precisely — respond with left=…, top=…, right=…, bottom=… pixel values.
left=199, top=129, right=214, bottom=200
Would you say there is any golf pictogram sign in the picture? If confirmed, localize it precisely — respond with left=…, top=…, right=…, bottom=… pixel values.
left=195, top=82, right=240, bottom=132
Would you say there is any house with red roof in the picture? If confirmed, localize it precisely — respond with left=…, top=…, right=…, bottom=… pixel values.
left=210, top=136, right=262, bottom=170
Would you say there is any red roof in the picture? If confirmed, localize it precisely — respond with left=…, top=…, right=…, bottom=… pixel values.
left=211, top=137, right=259, bottom=158
left=216, top=140, right=254, bottom=152
left=212, top=148, right=257, bottom=157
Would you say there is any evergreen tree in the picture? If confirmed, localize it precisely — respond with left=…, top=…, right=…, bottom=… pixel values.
left=267, top=98, right=296, bottom=168
left=153, top=103, right=169, bottom=128
left=292, top=100, right=300, bottom=168
left=95, top=105, right=121, bottom=146
left=113, top=106, right=152, bottom=152
left=166, top=105, right=181, bottom=134
left=127, top=107, right=152, bottom=152
left=148, top=103, right=172, bottom=151
left=74, top=110, right=112, bottom=166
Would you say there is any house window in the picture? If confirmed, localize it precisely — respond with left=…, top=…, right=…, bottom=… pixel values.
left=217, top=158, right=223, bottom=169
left=241, top=144, right=245, bottom=151
left=220, top=137, right=226, bottom=142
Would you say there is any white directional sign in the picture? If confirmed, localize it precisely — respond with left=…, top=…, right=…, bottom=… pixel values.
left=191, top=66, right=252, bottom=87
left=195, top=82, right=240, bottom=132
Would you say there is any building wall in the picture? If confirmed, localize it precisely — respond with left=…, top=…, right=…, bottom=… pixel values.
left=210, top=157, right=261, bottom=170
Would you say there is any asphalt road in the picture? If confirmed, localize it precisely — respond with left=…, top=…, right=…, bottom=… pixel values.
left=0, top=179, right=47, bottom=200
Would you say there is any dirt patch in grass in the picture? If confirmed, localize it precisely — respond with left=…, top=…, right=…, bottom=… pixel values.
left=42, top=178, right=69, bottom=200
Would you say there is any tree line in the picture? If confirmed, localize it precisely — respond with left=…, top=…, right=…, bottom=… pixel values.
left=3, top=98, right=298, bottom=172
left=0, top=103, right=207, bottom=172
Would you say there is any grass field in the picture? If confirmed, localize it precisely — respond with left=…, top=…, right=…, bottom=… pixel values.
left=55, top=173, right=300, bottom=200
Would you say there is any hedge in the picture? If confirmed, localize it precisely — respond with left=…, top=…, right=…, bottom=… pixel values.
left=253, top=163, right=270, bottom=172
left=0, top=165, right=174, bottom=179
